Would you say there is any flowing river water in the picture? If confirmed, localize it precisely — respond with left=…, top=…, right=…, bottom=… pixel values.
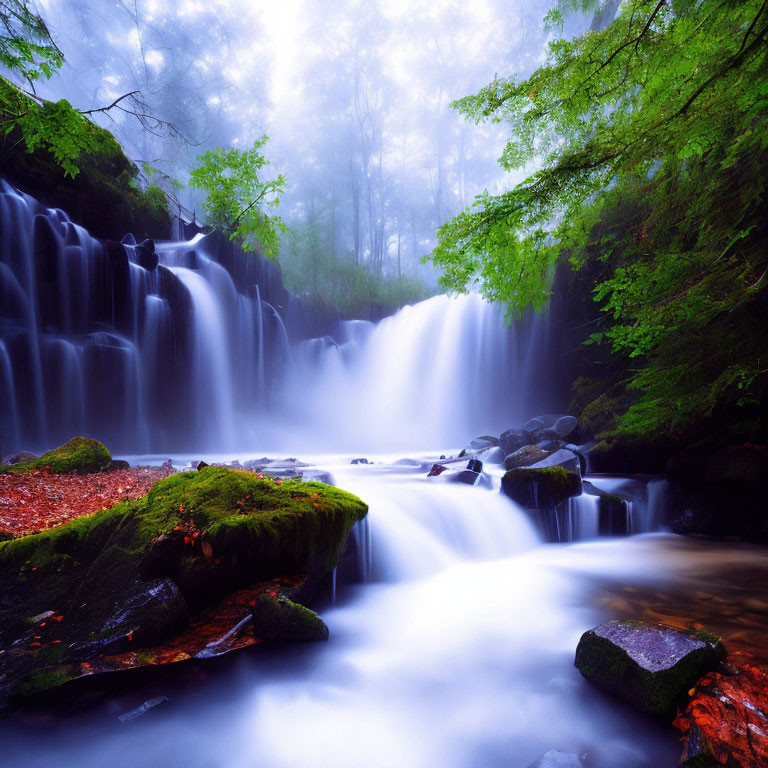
left=2, top=185, right=768, bottom=766
left=2, top=458, right=768, bottom=768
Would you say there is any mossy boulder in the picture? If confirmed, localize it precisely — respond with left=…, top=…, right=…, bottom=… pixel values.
left=0, top=467, right=367, bottom=710
left=252, top=593, right=329, bottom=642
left=0, top=76, right=170, bottom=241
left=501, top=466, right=582, bottom=509
left=504, top=445, right=550, bottom=470
left=0, top=437, right=111, bottom=475
left=574, top=620, right=726, bottom=720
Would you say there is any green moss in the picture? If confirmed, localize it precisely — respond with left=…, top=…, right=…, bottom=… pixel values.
left=252, top=593, right=329, bottom=642
left=501, top=466, right=582, bottom=509
left=0, top=75, right=170, bottom=240
left=18, top=669, right=75, bottom=697
left=0, top=437, right=111, bottom=475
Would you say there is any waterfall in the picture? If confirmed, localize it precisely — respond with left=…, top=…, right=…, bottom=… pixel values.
left=0, top=181, right=562, bottom=457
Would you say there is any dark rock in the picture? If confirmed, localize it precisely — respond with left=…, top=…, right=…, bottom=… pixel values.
left=118, top=695, right=168, bottom=724
left=196, top=460, right=209, bottom=471
left=466, top=458, right=482, bottom=473
left=3, top=451, right=38, bottom=465
left=537, top=439, right=562, bottom=452
left=251, top=593, right=329, bottom=642
left=135, top=238, right=158, bottom=270
left=505, top=445, right=550, bottom=471
left=553, top=415, right=578, bottom=440
left=574, top=620, right=726, bottom=719
left=501, top=466, right=582, bottom=509
left=427, top=463, right=448, bottom=477
left=523, top=417, right=545, bottom=434
left=499, top=428, right=530, bottom=456
left=120, top=233, right=137, bottom=245
left=527, top=751, right=585, bottom=768
left=449, top=470, right=480, bottom=486
left=98, top=578, right=188, bottom=648
left=351, top=458, right=370, bottom=465
left=108, top=459, right=131, bottom=471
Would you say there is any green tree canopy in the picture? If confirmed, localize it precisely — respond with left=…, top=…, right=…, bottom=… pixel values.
left=0, top=0, right=62, bottom=82
left=188, top=137, right=286, bottom=258
left=428, top=0, right=768, bottom=437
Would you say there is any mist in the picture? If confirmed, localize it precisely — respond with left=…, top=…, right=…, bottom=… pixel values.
left=26, top=0, right=589, bottom=302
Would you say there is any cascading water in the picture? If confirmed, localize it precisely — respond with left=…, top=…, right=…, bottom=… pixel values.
left=0, top=181, right=561, bottom=456
left=0, top=183, right=329, bottom=454
left=0, top=462, right=690, bottom=767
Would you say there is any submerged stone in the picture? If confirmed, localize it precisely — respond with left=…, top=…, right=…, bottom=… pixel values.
left=574, top=620, right=726, bottom=719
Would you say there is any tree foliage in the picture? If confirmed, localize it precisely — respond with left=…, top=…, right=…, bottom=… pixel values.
left=428, top=0, right=768, bottom=437
left=188, top=137, right=286, bottom=259
left=0, top=0, right=62, bottom=81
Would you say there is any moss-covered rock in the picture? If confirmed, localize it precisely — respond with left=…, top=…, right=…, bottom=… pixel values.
left=501, top=466, right=582, bottom=509
left=0, top=437, right=111, bottom=475
left=252, top=593, right=329, bottom=642
left=0, top=76, right=170, bottom=241
left=574, top=620, right=726, bottom=719
left=0, top=467, right=367, bottom=710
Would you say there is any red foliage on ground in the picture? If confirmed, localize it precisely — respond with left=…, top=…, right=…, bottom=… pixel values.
left=674, top=662, right=768, bottom=768
left=0, top=467, right=171, bottom=537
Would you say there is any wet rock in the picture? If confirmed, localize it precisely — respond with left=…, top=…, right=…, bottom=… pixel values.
left=3, top=451, right=38, bottom=465
left=499, top=428, right=530, bottom=456
left=449, top=470, right=481, bottom=486
left=108, top=459, right=131, bottom=471
left=479, top=446, right=505, bottom=464
left=251, top=593, right=329, bottom=642
left=351, top=458, right=370, bottom=465
left=536, top=439, right=562, bottom=452
left=502, top=467, right=582, bottom=509
left=135, top=238, right=158, bottom=271
left=505, top=445, right=550, bottom=471
left=574, top=620, right=726, bottom=719
left=553, top=415, right=578, bottom=440
left=527, top=750, right=585, bottom=768
left=469, top=435, right=499, bottom=450
left=196, top=460, right=209, bottom=470
left=523, top=417, right=545, bottom=434
left=674, top=663, right=768, bottom=768
left=528, top=448, right=582, bottom=474
left=427, top=463, right=448, bottom=477
left=98, top=578, right=188, bottom=648
left=119, top=695, right=167, bottom=724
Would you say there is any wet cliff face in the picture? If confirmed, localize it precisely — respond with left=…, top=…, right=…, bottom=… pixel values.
left=0, top=183, right=342, bottom=456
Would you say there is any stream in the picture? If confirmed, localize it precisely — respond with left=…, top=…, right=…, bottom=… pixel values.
left=2, top=457, right=767, bottom=768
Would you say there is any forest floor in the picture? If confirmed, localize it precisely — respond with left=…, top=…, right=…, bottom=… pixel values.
left=0, top=467, right=172, bottom=538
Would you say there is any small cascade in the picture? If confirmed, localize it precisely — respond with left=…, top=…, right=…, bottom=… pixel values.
left=533, top=476, right=670, bottom=543
left=0, top=182, right=325, bottom=454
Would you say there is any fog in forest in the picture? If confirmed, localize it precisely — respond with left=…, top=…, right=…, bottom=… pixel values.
left=29, top=0, right=589, bottom=309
